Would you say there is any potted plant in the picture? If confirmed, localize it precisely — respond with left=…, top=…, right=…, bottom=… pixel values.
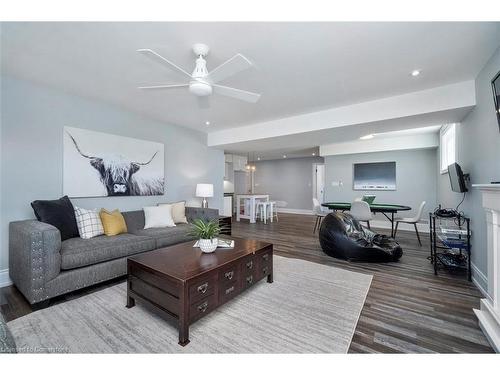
left=190, top=219, right=221, bottom=253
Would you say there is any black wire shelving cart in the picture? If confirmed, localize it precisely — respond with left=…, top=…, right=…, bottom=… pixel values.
left=429, top=212, right=471, bottom=281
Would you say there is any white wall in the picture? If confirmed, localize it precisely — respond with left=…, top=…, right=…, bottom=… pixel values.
left=0, top=76, right=224, bottom=275
left=436, top=46, right=500, bottom=293
left=324, top=148, right=437, bottom=221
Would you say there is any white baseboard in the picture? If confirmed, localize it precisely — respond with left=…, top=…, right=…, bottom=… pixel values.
left=474, top=299, right=500, bottom=352
left=0, top=269, right=12, bottom=288
left=471, top=263, right=489, bottom=298
left=368, top=220, right=428, bottom=233
left=277, top=209, right=428, bottom=233
left=277, top=208, right=314, bottom=215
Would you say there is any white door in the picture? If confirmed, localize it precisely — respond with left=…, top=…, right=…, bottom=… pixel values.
left=223, top=196, right=232, bottom=217
left=314, top=164, right=325, bottom=203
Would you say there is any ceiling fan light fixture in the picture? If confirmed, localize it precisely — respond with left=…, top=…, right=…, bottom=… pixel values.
left=189, top=81, right=212, bottom=97
left=137, top=44, right=261, bottom=103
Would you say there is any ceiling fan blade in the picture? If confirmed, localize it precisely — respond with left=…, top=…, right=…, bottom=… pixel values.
left=138, top=84, right=189, bottom=90
left=207, top=54, right=253, bottom=84
left=197, top=96, right=210, bottom=109
left=137, top=49, right=192, bottom=78
left=213, top=84, right=261, bottom=103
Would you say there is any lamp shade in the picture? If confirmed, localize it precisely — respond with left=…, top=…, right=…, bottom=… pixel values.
left=196, top=183, right=214, bottom=198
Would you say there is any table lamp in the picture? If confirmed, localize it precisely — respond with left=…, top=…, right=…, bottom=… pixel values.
left=196, top=183, right=214, bottom=208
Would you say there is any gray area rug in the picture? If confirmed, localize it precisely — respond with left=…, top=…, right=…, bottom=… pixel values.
left=8, top=256, right=372, bottom=353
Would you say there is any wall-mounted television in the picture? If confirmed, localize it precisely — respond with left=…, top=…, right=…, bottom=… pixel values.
left=353, top=161, right=396, bottom=191
left=448, top=162, right=468, bottom=193
left=493, top=70, right=500, bottom=131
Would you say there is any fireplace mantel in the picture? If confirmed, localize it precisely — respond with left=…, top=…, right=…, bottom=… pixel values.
left=472, top=184, right=500, bottom=352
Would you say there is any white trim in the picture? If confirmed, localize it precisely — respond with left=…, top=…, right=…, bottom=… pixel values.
left=439, top=123, right=458, bottom=174
left=0, top=269, right=12, bottom=288
left=471, top=263, right=489, bottom=299
left=474, top=300, right=500, bottom=352
left=369, top=220, right=429, bottom=233
left=277, top=208, right=314, bottom=215
left=277, top=210, right=428, bottom=233
left=320, top=133, right=438, bottom=157
left=208, top=81, right=475, bottom=147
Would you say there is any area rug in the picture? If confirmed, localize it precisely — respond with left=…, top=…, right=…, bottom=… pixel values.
left=8, top=256, right=372, bottom=353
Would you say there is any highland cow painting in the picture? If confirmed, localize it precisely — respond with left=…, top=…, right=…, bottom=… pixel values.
left=63, top=126, right=164, bottom=197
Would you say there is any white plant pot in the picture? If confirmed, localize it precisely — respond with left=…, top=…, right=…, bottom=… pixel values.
left=199, top=238, right=218, bottom=253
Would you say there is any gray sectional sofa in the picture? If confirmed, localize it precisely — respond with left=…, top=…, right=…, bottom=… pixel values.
left=9, top=206, right=219, bottom=307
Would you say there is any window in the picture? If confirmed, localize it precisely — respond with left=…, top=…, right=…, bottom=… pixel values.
left=440, top=123, right=457, bottom=173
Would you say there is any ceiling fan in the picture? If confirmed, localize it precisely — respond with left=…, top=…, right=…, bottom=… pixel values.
left=137, top=43, right=261, bottom=105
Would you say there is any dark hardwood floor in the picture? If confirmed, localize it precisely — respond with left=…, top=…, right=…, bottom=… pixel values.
left=0, top=213, right=493, bottom=353
left=231, top=213, right=493, bottom=353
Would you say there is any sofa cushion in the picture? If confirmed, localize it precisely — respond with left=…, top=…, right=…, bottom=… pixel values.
left=143, top=205, right=175, bottom=229
left=74, top=206, right=104, bottom=239
left=99, top=209, right=128, bottom=236
left=122, top=210, right=145, bottom=233
left=61, top=234, right=155, bottom=270
left=131, top=224, right=194, bottom=248
left=159, top=201, right=188, bottom=224
left=31, top=195, right=79, bottom=241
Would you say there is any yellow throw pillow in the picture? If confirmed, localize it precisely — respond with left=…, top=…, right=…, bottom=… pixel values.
left=99, top=209, right=127, bottom=236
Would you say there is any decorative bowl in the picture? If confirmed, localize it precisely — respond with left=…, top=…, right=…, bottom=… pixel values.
left=199, top=238, right=218, bottom=253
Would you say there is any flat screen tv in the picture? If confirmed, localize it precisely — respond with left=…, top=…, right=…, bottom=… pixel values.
left=493, top=70, right=500, bottom=131
left=353, top=161, right=396, bottom=191
left=448, top=162, right=468, bottom=193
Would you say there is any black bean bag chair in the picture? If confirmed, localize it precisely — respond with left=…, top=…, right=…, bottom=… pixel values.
left=319, top=212, right=402, bottom=262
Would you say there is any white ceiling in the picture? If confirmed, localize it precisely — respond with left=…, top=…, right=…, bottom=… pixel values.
left=2, top=22, right=499, bottom=134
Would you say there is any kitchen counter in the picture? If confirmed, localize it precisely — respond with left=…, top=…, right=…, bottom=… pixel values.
left=236, top=194, right=270, bottom=223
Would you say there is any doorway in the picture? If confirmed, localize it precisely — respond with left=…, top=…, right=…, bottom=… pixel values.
left=313, top=163, right=325, bottom=204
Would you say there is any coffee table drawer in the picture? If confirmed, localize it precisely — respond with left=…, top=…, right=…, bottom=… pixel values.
left=242, top=255, right=256, bottom=276
left=189, top=276, right=216, bottom=303
left=219, top=281, right=240, bottom=304
left=189, top=293, right=217, bottom=323
left=242, top=273, right=256, bottom=289
left=219, top=263, right=240, bottom=286
left=128, top=276, right=179, bottom=315
left=256, top=249, right=273, bottom=281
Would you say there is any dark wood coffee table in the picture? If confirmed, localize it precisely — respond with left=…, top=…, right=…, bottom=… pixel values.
left=126, top=238, right=273, bottom=346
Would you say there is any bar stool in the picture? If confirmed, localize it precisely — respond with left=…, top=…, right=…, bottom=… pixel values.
left=255, top=201, right=267, bottom=223
left=256, top=201, right=277, bottom=224
left=268, top=201, right=278, bottom=222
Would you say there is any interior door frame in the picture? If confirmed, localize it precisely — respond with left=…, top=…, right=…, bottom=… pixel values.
left=312, top=163, right=326, bottom=204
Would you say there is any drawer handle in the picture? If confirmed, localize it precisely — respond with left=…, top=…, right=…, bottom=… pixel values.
left=198, top=301, right=208, bottom=313
left=262, top=266, right=268, bottom=275
left=225, top=286, right=235, bottom=295
left=197, top=282, right=208, bottom=294
left=262, top=254, right=269, bottom=261
left=246, top=261, right=253, bottom=269
left=246, top=275, right=253, bottom=284
left=225, top=271, right=234, bottom=280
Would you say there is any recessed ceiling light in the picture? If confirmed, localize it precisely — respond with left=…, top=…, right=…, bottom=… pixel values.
left=411, top=69, right=421, bottom=77
left=360, top=134, right=375, bottom=140
left=283, top=155, right=287, bottom=158
left=312, top=152, right=316, bottom=156
left=205, top=121, right=210, bottom=126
